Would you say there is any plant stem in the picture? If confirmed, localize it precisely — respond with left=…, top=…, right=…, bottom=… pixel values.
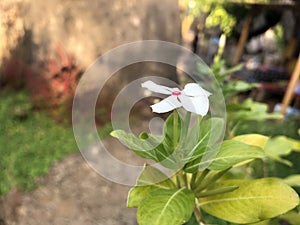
left=173, top=111, right=188, bottom=189
left=194, top=200, right=205, bottom=225
left=176, top=170, right=188, bottom=189
left=196, top=186, right=239, bottom=198
left=190, top=171, right=198, bottom=189
left=183, top=171, right=188, bottom=188
left=181, top=112, right=191, bottom=140
left=193, top=169, right=210, bottom=190
left=194, top=168, right=230, bottom=194
left=173, top=110, right=179, bottom=149
left=176, top=174, right=181, bottom=188
left=176, top=111, right=191, bottom=155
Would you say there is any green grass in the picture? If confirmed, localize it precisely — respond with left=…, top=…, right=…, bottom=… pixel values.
left=235, top=116, right=300, bottom=139
left=0, top=88, right=111, bottom=195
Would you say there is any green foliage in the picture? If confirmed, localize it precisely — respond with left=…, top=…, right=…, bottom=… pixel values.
left=208, top=140, right=265, bottom=170
left=205, top=5, right=236, bottom=35
left=234, top=117, right=300, bottom=184
left=235, top=116, right=300, bottom=140
left=284, top=175, right=300, bottom=188
left=274, top=24, right=285, bottom=50
left=112, top=111, right=300, bottom=225
left=198, top=56, right=282, bottom=138
left=184, top=117, right=225, bottom=173
left=199, top=178, right=299, bottom=224
left=127, top=165, right=176, bottom=208
left=264, top=136, right=294, bottom=166
left=111, top=129, right=164, bottom=162
left=112, top=37, right=300, bottom=223
left=182, top=0, right=236, bottom=35
left=234, top=134, right=295, bottom=166
left=137, top=188, right=195, bottom=225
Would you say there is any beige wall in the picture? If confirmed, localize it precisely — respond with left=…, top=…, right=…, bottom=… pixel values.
left=0, top=0, right=181, bottom=69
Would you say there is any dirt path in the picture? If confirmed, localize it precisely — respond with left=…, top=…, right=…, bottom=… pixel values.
left=0, top=138, right=147, bottom=225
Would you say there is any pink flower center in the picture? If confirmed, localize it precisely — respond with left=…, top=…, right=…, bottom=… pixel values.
left=171, top=91, right=182, bottom=96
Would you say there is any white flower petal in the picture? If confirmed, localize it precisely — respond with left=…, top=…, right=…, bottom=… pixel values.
left=151, top=95, right=182, bottom=113
left=141, top=81, right=173, bottom=95
left=183, top=83, right=211, bottom=97
left=179, top=95, right=210, bottom=116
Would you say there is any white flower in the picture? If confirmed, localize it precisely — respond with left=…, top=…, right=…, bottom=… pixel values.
left=141, top=81, right=211, bottom=116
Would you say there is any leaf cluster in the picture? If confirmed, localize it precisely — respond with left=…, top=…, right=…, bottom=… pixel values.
left=111, top=112, right=299, bottom=225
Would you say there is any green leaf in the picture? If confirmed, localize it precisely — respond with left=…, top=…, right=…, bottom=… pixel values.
left=219, top=63, right=244, bottom=79
left=137, top=164, right=176, bottom=187
left=286, top=137, right=300, bottom=152
left=233, top=134, right=269, bottom=148
left=228, top=98, right=282, bottom=122
left=208, top=140, right=265, bottom=170
left=283, top=175, right=300, bottom=187
left=265, top=136, right=293, bottom=157
left=128, top=186, right=160, bottom=208
left=127, top=165, right=176, bottom=208
left=197, top=117, right=225, bottom=150
left=162, top=111, right=182, bottom=152
left=223, top=81, right=257, bottom=98
left=110, top=130, right=174, bottom=163
left=137, top=188, right=195, bottom=225
left=234, top=135, right=294, bottom=166
left=199, top=178, right=299, bottom=224
left=111, top=130, right=159, bottom=160
left=264, top=136, right=293, bottom=166
left=184, top=117, right=225, bottom=173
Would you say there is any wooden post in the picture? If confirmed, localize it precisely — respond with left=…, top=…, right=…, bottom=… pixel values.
left=281, top=53, right=300, bottom=115
left=232, top=11, right=254, bottom=65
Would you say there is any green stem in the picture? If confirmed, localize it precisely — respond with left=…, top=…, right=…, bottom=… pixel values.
left=190, top=171, right=198, bottom=190
left=193, top=169, right=210, bottom=190
left=193, top=200, right=205, bottom=225
left=176, top=174, right=181, bottom=188
left=181, top=112, right=191, bottom=140
left=173, top=110, right=179, bottom=149
left=177, top=111, right=192, bottom=154
left=196, top=186, right=239, bottom=198
left=183, top=172, right=188, bottom=188
left=176, top=170, right=187, bottom=189
left=194, top=168, right=231, bottom=193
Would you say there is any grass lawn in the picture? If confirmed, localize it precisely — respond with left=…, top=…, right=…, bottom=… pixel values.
left=0, top=88, right=111, bottom=195
left=236, top=116, right=300, bottom=139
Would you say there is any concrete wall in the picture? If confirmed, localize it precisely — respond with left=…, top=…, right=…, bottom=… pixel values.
left=0, top=0, right=181, bottom=80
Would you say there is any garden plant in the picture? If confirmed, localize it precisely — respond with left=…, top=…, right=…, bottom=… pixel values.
left=111, top=79, right=300, bottom=225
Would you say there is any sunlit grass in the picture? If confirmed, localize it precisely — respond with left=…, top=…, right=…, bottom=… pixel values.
left=0, top=88, right=111, bottom=195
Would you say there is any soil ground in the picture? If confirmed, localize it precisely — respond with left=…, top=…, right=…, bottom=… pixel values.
left=0, top=137, right=147, bottom=225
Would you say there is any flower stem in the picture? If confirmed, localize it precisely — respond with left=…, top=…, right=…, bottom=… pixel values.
left=181, top=112, right=191, bottom=140
left=173, top=110, right=179, bottom=149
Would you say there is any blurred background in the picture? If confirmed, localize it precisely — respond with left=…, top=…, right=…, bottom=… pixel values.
left=0, top=0, right=299, bottom=224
